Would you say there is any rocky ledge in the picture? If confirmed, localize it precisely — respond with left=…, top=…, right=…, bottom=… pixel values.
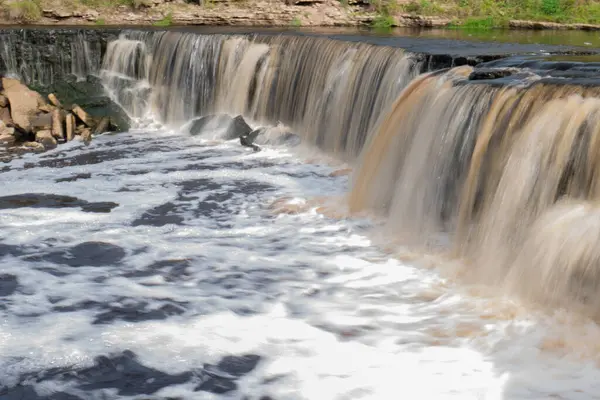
left=27, top=0, right=453, bottom=28
left=0, top=77, right=125, bottom=161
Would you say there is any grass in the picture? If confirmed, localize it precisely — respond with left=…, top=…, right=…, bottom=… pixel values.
left=291, top=16, right=302, bottom=26
left=152, top=11, right=173, bottom=26
left=7, top=0, right=42, bottom=22
left=398, top=0, right=600, bottom=27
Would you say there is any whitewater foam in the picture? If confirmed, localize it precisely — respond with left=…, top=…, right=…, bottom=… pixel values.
left=1, top=129, right=600, bottom=399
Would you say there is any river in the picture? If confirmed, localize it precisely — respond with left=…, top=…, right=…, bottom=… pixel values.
left=1, top=27, right=600, bottom=400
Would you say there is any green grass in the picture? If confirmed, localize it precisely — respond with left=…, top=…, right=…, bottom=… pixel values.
left=399, top=0, right=600, bottom=28
left=371, top=14, right=395, bottom=28
left=8, top=0, right=42, bottom=21
left=153, top=12, right=173, bottom=26
left=291, top=16, right=302, bottom=26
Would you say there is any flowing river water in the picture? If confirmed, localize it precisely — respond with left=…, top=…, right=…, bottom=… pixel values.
left=2, top=28, right=600, bottom=400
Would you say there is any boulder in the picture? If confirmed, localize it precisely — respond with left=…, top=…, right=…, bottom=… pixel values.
left=22, top=141, right=45, bottom=152
left=65, top=113, right=75, bottom=142
left=93, top=116, right=110, bottom=135
left=48, top=93, right=62, bottom=108
left=225, top=115, right=252, bottom=140
left=188, top=114, right=232, bottom=136
left=30, top=113, right=53, bottom=131
left=0, top=133, right=15, bottom=146
left=35, top=130, right=57, bottom=150
left=52, top=109, right=64, bottom=140
left=72, top=105, right=94, bottom=127
left=80, top=128, right=92, bottom=146
left=252, top=124, right=302, bottom=147
left=0, top=105, right=12, bottom=126
left=1, top=78, right=43, bottom=132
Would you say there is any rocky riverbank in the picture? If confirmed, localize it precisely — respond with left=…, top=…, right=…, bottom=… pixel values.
left=0, top=77, right=124, bottom=161
left=5, top=0, right=600, bottom=30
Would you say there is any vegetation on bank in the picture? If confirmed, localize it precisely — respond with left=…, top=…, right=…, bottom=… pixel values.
left=371, top=0, right=600, bottom=28
left=3, top=0, right=600, bottom=28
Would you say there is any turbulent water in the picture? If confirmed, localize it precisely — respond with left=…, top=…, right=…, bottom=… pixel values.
left=4, top=30, right=600, bottom=400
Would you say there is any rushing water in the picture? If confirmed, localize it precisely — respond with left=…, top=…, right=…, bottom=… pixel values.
left=4, top=29, right=600, bottom=400
left=3, top=129, right=600, bottom=400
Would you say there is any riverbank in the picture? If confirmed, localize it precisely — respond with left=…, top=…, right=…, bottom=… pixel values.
left=4, top=0, right=600, bottom=29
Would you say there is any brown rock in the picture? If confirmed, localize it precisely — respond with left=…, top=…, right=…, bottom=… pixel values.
left=42, top=9, right=73, bottom=19
left=22, top=141, right=45, bottom=152
left=65, top=113, right=75, bottom=142
left=30, top=113, right=53, bottom=131
left=52, top=109, right=64, bottom=140
left=35, top=130, right=58, bottom=150
left=0, top=107, right=12, bottom=127
left=48, top=93, right=62, bottom=108
left=72, top=105, right=94, bottom=127
left=1, top=78, right=42, bottom=132
left=80, top=128, right=92, bottom=146
left=38, top=104, right=55, bottom=113
left=0, top=95, right=8, bottom=108
left=0, top=133, right=15, bottom=146
left=93, top=116, right=110, bottom=135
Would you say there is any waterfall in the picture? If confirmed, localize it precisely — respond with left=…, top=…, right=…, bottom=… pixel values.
left=5, top=27, right=600, bottom=319
left=351, top=65, right=600, bottom=317
left=0, top=29, right=105, bottom=85
left=100, top=31, right=422, bottom=157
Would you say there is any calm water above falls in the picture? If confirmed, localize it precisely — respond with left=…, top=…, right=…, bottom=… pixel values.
left=3, top=29, right=600, bottom=400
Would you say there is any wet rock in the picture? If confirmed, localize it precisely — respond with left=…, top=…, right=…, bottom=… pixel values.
left=252, top=124, right=301, bottom=147
left=36, top=130, right=57, bottom=150
left=189, top=114, right=232, bottom=136
left=93, top=116, right=110, bottom=135
left=240, top=129, right=262, bottom=152
left=225, top=115, right=252, bottom=140
left=469, top=68, right=515, bottom=81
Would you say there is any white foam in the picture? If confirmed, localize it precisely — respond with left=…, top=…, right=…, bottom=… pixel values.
left=1, top=129, right=600, bottom=399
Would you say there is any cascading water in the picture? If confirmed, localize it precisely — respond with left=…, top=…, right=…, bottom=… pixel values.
left=0, top=30, right=104, bottom=85
left=100, top=31, right=421, bottom=156
left=5, top=28, right=600, bottom=400
left=350, top=64, right=600, bottom=319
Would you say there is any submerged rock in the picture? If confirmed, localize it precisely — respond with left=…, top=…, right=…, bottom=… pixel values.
left=225, top=115, right=253, bottom=140
left=252, top=123, right=301, bottom=147
left=189, top=114, right=232, bottom=136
